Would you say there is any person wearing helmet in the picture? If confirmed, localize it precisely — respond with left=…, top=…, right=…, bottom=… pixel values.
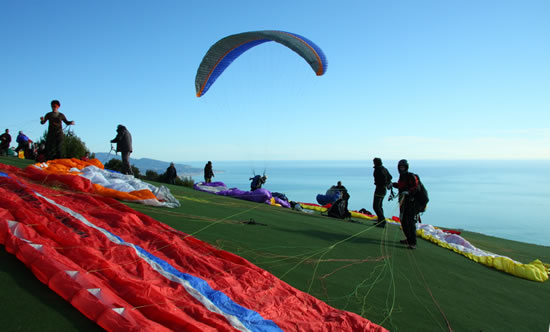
left=372, top=158, right=392, bottom=228
left=392, top=159, right=420, bottom=249
left=250, top=174, right=267, bottom=191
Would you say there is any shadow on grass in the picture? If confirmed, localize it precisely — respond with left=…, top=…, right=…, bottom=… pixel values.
left=272, top=226, right=404, bottom=250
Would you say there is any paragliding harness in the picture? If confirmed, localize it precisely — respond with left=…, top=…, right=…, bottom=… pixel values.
left=272, top=192, right=289, bottom=203
left=383, top=167, right=393, bottom=189
left=388, top=188, right=397, bottom=201
left=410, top=173, right=429, bottom=214
left=382, top=166, right=396, bottom=201
left=250, top=173, right=266, bottom=191
left=327, top=191, right=351, bottom=219
left=388, top=173, right=428, bottom=221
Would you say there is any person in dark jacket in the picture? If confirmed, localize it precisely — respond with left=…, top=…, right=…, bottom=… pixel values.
left=204, top=161, right=214, bottom=183
left=166, top=162, right=178, bottom=184
left=110, top=124, right=133, bottom=175
left=40, top=100, right=75, bottom=160
left=250, top=174, right=267, bottom=191
left=0, top=129, right=11, bottom=156
left=372, top=157, right=392, bottom=228
left=392, top=159, right=419, bottom=249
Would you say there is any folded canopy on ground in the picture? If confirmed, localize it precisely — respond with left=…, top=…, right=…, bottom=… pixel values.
left=194, top=181, right=291, bottom=208
left=0, top=162, right=386, bottom=331
left=29, top=158, right=180, bottom=208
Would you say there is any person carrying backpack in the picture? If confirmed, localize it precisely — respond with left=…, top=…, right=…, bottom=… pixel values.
left=392, top=159, right=420, bottom=249
left=372, top=157, right=392, bottom=228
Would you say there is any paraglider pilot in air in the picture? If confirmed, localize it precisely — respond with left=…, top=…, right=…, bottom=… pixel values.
left=110, top=124, right=133, bottom=175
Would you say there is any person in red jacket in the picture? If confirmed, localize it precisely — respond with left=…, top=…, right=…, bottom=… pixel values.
left=392, top=159, right=419, bottom=249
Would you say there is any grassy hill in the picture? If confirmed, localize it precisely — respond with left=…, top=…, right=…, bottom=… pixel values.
left=1, top=156, right=549, bottom=331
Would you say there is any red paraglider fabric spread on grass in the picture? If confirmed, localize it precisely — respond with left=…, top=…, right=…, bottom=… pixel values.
left=0, top=163, right=386, bottom=332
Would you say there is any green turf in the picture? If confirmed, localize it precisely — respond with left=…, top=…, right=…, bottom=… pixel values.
left=1, top=157, right=549, bottom=331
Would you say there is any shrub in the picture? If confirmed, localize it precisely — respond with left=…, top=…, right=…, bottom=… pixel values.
left=39, top=129, right=90, bottom=159
left=176, top=176, right=194, bottom=188
left=145, top=170, right=162, bottom=182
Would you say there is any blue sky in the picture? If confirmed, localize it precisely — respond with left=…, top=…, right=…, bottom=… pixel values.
left=1, top=0, right=549, bottom=161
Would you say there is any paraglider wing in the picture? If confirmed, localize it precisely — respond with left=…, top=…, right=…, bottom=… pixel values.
left=195, top=30, right=327, bottom=97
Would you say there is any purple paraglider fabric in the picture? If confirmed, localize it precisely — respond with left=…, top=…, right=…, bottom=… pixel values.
left=194, top=182, right=291, bottom=207
left=193, top=181, right=228, bottom=194
left=217, top=187, right=272, bottom=204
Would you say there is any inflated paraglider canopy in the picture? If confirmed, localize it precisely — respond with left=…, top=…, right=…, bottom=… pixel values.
left=195, top=30, right=328, bottom=97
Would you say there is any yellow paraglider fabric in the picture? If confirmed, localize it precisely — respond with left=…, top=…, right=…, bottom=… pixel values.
left=299, top=203, right=548, bottom=282
left=417, top=225, right=549, bottom=283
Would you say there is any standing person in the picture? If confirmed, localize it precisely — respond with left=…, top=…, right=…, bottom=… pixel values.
left=110, top=124, right=133, bottom=175
left=372, top=157, right=392, bottom=228
left=40, top=100, right=75, bottom=160
left=0, top=129, right=11, bottom=156
left=392, top=159, right=419, bottom=249
left=166, top=162, right=178, bottom=184
left=204, top=161, right=214, bottom=183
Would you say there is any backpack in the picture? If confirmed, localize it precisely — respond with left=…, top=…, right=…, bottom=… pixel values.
left=327, top=198, right=351, bottom=219
left=250, top=175, right=263, bottom=190
left=411, top=173, right=429, bottom=213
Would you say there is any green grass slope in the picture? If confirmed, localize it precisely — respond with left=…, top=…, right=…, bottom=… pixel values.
left=1, top=157, right=549, bottom=331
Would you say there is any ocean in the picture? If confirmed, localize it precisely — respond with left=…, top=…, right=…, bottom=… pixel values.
left=183, top=160, right=550, bottom=247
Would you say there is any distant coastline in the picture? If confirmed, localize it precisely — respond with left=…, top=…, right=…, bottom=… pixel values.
left=93, top=152, right=202, bottom=176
